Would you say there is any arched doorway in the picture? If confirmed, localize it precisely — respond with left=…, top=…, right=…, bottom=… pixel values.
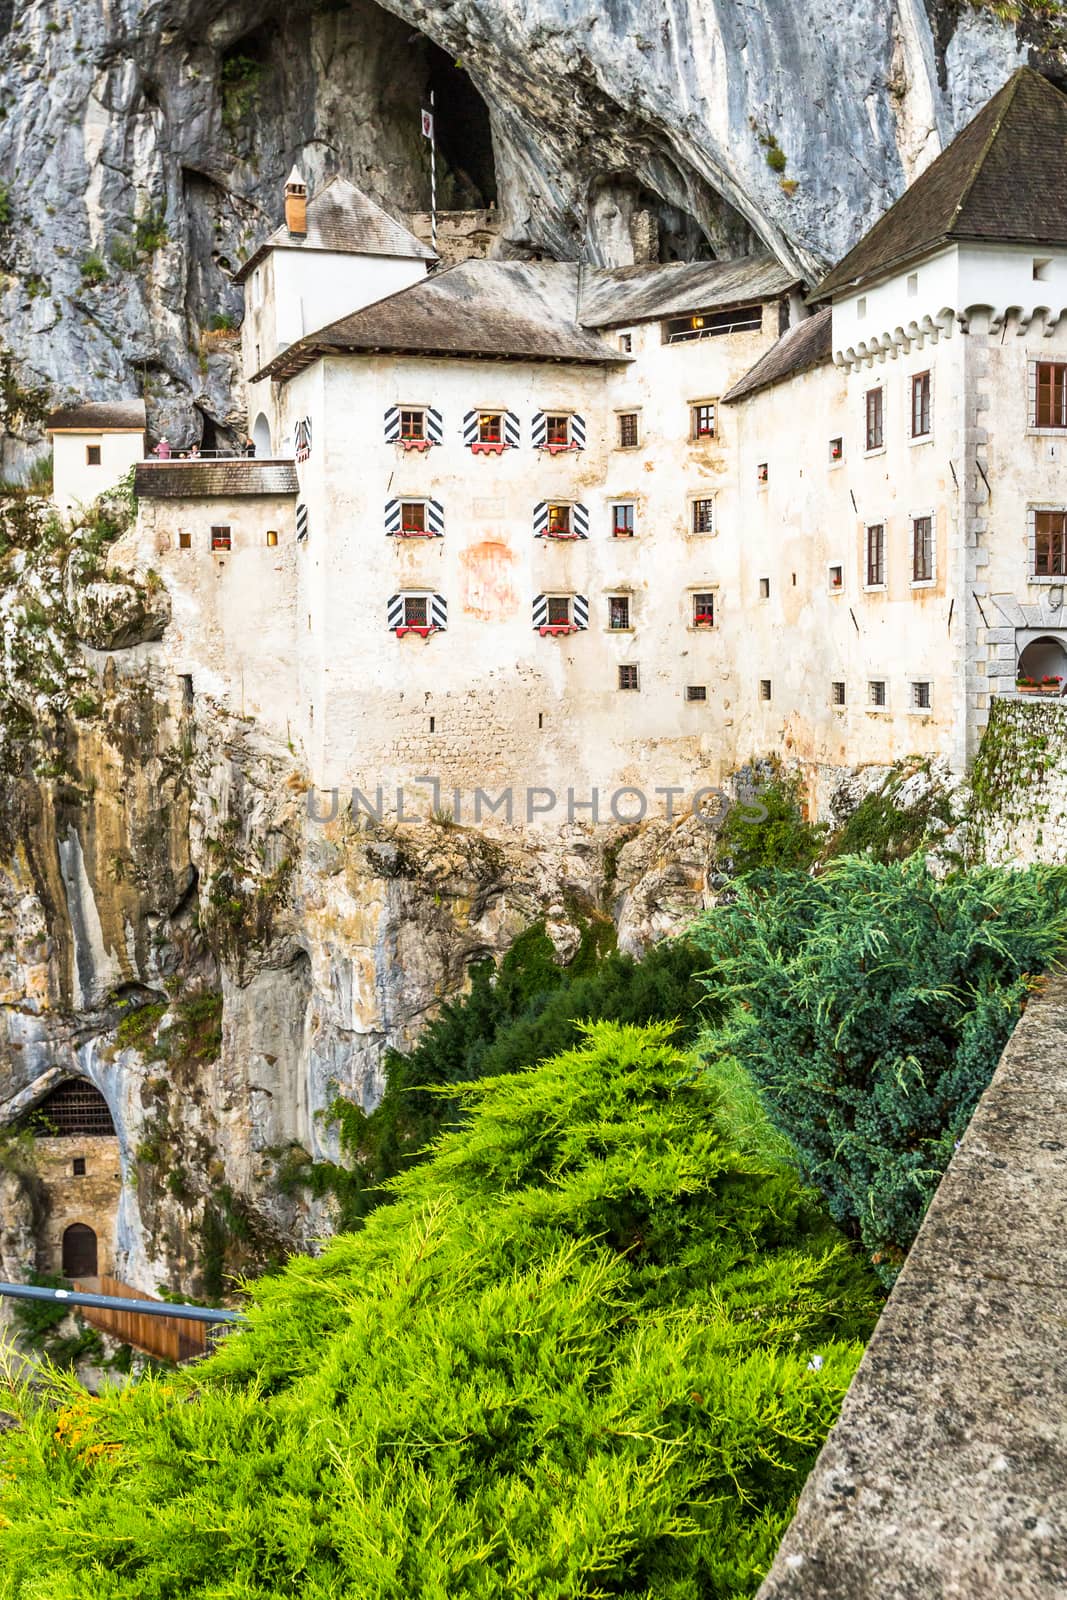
left=1018, top=634, right=1067, bottom=688
left=62, top=1223, right=98, bottom=1277
left=252, top=413, right=272, bottom=458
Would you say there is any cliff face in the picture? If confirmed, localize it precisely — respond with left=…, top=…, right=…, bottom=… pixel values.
left=0, top=0, right=1055, bottom=455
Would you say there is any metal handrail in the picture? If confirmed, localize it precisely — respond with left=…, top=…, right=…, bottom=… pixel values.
left=0, top=1280, right=243, bottom=1325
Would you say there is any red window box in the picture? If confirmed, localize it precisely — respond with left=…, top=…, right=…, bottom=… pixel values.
left=471, top=440, right=507, bottom=456
left=692, top=613, right=714, bottom=626
left=395, top=624, right=438, bottom=638
left=400, top=437, right=434, bottom=452
left=542, top=441, right=578, bottom=455
left=539, top=623, right=578, bottom=636
left=543, top=530, right=581, bottom=541
left=398, top=528, right=437, bottom=538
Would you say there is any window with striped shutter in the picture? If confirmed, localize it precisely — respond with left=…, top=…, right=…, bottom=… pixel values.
left=389, top=593, right=447, bottom=636
left=385, top=498, right=444, bottom=537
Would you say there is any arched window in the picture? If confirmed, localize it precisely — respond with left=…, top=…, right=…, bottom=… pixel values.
left=252, top=413, right=273, bottom=459
left=62, top=1223, right=98, bottom=1278
left=28, top=1079, right=115, bottom=1137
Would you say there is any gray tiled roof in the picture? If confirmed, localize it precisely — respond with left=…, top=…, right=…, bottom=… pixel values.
left=47, top=399, right=147, bottom=432
left=722, top=306, right=833, bottom=404
left=235, top=177, right=436, bottom=282
left=816, top=69, right=1067, bottom=299
left=259, top=261, right=627, bottom=379
left=578, top=255, right=797, bottom=328
left=134, top=460, right=299, bottom=498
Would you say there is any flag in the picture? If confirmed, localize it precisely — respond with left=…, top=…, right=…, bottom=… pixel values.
left=421, top=108, right=434, bottom=140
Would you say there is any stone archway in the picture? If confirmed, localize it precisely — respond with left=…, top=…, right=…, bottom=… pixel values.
left=1017, top=634, right=1067, bottom=688
left=252, top=412, right=273, bottom=458
left=62, top=1222, right=98, bottom=1277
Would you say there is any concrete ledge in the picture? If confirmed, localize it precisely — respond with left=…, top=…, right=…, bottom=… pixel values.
left=757, top=974, right=1067, bottom=1600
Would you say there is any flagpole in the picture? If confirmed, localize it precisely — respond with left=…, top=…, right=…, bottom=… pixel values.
left=430, top=88, right=437, bottom=255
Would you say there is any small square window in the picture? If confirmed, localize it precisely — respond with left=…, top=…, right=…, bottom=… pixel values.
left=401, top=501, right=426, bottom=533
left=400, top=408, right=425, bottom=441
left=686, top=685, right=707, bottom=702
left=828, top=563, right=843, bottom=592
left=912, top=680, right=931, bottom=710
left=618, top=664, right=640, bottom=691
left=72, top=1156, right=86, bottom=1177
left=692, top=593, right=715, bottom=628
left=178, top=530, right=192, bottom=550
left=266, top=529, right=278, bottom=547
left=831, top=681, right=845, bottom=707
left=545, top=414, right=570, bottom=447
left=608, top=595, right=631, bottom=630
left=759, top=577, right=770, bottom=600
left=691, top=402, right=716, bottom=440
left=619, top=332, right=633, bottom=353
left=757, top=462, right=768, bottom=485
left=546, top=596, right=572, bottom=627
left=829, top=436, right=843, bottom=463
left=86, top=444, right=101, bottom=466
left=547, top=503, right=572, bottom=537
left=404, top=595, right=429, bottom=628
left=211, top=525, right=231, bottom=551
left=691, top=498, right=715, bottom=535
left=478, top=412, right=502, bottom=444
left=612, top=503, right=635, bottom=538
left=759, top=678, right=772, bottom=702
left=1034, top=258, right=1052, bottom=282
left=617, top=412, right=639, bottom=448
left=868, top=679, right=887, bottom=708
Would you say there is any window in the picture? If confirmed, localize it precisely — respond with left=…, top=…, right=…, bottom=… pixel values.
left=612, top=503, right=635, bottom=538
left=759, top=577, right=770, bottom=599
left=86, top=444, right=101, bottom=466
left=401, top=501, right=426, bottom=534
left=829, top=436, right=843, bottom=463
left=912, top=680, right=931, bottom=710
left=547, top=503, right=572, bottom=537
left=828, top=563, right=844, bottom=592
left=619, top=332, right=633, bottom=353
left=617, top=412, right=639, bottom=448
left=545, top=414, right=570, bottom=447
left=865, top=387, right=884, bottom=451
left=664, top=304, right=762, bottom=342
left=1034, top=258, right=1052, bottom=282
left=865, top=523, right=885, bottom=587
left=759, top=679, right=772, bottom=702
left=691, top=402, right=716, bottom=440
left=868, top=679, right=887, bottom=708
left=72, top=1157, right=86, bottom=1176
left=478, top=412, right=503, bottom=444
left=1035, top=510, right=1067, bottom=576
left=911, top=372, right=931, bottom=439
left=686, top=685, right=707, bottom=702
left=1036, top=363, right=1067, bottom=429
left=266, top=529, right=278, bottom=547
left=400, top=408, right=425, bottom=441
left=211, top=526, right=231, bottom=551
left=912, top=515, right=934, bottom=583
left=692, top=593, right=715, bottom=628
left=757, top=462, right=768, bottom=485
left=692, top=498, right=715, bottom=535
left=907, top=272, right=918, bottom=297
left=608, top=595, right=631, bottom=630
left=618, top=664, right=640, bottom=691
left=831, top=681, right=845, bottom=706
left=178, top=530, right=191, bottom=550
left=857, top=296, right=867, bottom=318
left=252, top=267, right=263, bottom=307
left=546, top=596, right=572, bottom=627
left=403, top=595, right=429, bottom=628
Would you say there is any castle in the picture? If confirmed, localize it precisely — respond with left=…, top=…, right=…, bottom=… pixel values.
left=53, top=68, right=1067, bottom=821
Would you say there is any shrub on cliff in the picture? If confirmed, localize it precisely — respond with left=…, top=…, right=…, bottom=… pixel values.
left=691, top=856, right=1067, bottom=1278
left=0, top=1024, right=880, bottom=1598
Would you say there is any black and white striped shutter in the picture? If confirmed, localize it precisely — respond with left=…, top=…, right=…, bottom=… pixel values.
left=428, top=499, right=444, bottom=536
left=462, top=410, right=478, bottom=447
left=532, top=593, right=548, bottom=630
left=574, top=594, right=589, bottom=630
left=571, top=413, right=586, bottom=449
left=384, top=406, right=401, bottom=444
left=384, top=499, right=401, bottom=536
left=574, top=503, right=589, bottom=539
left=505, top=411, right=520, bottom=449
left=296, top=503, right=308, bottom=543
left=387, top=593, right=404, bottom=631
left=531, top=412, right=547, bottom=449
left=427, top=408, right=443, bottom=445
left=295, top=417, right=312, bottom=462
left=430, top=593, right=447, bottom=631
left=533, top=501, right=548, bottom=539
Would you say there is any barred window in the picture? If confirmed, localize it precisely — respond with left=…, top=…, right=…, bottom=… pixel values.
left=28, top=1079, right=115, bottom=1138
left=546, top=596, right=572, bottom=627
left=692, top=498, right=715, bottom=534
left=608, top=595, right=631, bottom=630
left=869, top=679, right=887, bottom=708
left=618, top=412, right=639, bottom=448
left=403, top=595, right=429, bottom=628
left=618, top=664, right=640, bottom=690
left=831, top=681, right=845, bottom=706
left=759, top=679, right=772, bottom=702
left=912, top=680, right=931, bottom=710
left=686, top=685, right=707, bottom=702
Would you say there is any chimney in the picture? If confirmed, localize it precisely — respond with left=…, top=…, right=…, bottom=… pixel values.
left=285, top=166, right=308, bottom=238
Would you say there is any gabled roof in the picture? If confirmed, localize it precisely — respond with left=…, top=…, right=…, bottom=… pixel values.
left=722, top=306, right=833, bottom=404
left=47, top=399, right=146, bottom=433
left=257, top=261, right=628, bottom=380
left=134, top=460, right=298, bottom=498
left=816, top=69, right=1067, bottom=300
left=235, top=177, right=436, bottom=283
left=578, top=255, right=796, bottom=328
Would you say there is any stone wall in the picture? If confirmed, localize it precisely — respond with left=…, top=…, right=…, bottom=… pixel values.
left=971, top=695, right=1067, bottom=865
left=32, top=1133, right=122, bottom=1277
